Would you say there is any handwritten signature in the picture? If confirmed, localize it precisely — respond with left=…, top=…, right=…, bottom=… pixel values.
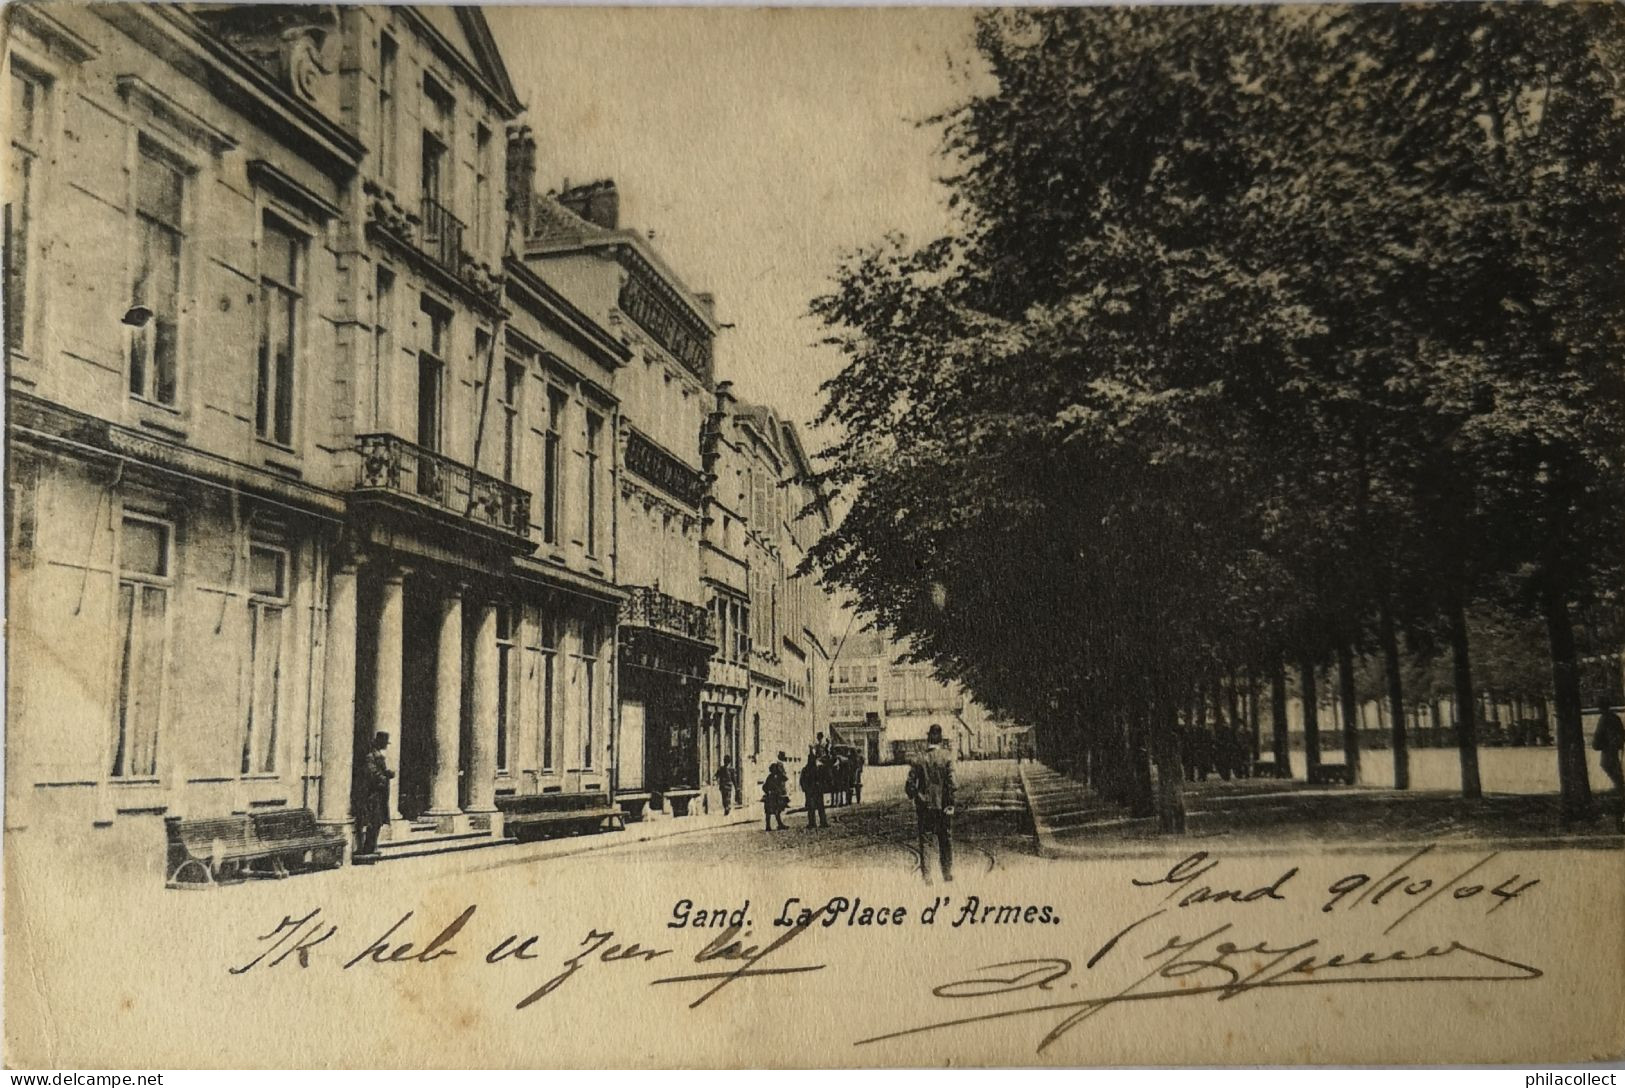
left=856, top=920, right=1542, bottom=1054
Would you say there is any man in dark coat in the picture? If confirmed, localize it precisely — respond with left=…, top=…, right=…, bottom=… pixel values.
left=356, top=731, right=394, bottom=855
left=717, top=755, right=737, bottom=816
left=800, top=747, right=829, bottom=829
left=906, top=723, right=956, bottom=883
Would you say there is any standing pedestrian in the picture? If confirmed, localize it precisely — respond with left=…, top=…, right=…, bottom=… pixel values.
left=800, top=747, right=829, bottom=829
left=1593, top=699, right=1624, bottom=831
left=356, top=731, right=394, bottom=855
left=717, top=756, right=737, bottom=816
left=763, top=760, right=789, bottom=831
left=906, top=723, right=956, bottom=884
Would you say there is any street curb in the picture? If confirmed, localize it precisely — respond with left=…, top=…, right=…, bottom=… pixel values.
left=1018, top=763, right=1059, bottom=860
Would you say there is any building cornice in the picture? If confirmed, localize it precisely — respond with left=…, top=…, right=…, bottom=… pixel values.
left=96, top=5, right=364, bottom=179
left=8, top=391, right=346, bottom=518
left=503, top=255, right=630, bottom=371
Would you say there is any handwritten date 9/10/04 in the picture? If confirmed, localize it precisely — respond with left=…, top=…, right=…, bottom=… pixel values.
left=225, top=846, right=1544, bottom=1054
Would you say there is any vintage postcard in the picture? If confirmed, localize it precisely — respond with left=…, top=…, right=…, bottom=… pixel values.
left=3, top=1, right=1623, bottom=1070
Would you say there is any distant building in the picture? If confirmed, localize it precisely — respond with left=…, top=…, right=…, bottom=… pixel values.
left=828, top=629, right=885, bottom=763
left=826, top=626, right=1025, bottom=763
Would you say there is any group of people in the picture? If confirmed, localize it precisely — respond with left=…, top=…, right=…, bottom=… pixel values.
left=759, top=733, right=864, bottom=831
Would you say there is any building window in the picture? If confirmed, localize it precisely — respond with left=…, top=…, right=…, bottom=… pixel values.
left=129, top=140, right=184, bottom=407
left=256, top=213, right=302, bottom=446
left=584, top=411, right=603, bottom=556
left=7, top=64, right=46, bottom=355
left=539, top=614, right=557, bottom=771
left=581, top=630, right=597, bottom=770
left=377, top=33, right=397, bottom=187
left=495, top=606, right=515, bottom=774
left=421, top=124, right=445, bottom=208
left=752, top=713, right=761, bottom=759
left=420, top=77, right=454, bottom=209
left=867, top=665, right=878, bottom=684
left=543, top=388, right=566, bottom=544
left=417, top=297, right=448, bottom=456
left=241, top=544, right=288, bottom=775
left=112, top=514, right=171, bottom=779
left=500, top=359, right=522, bottom=484
left=474, top=122, right=491, bottom=253
left=735, top=602, right=748, bottom=663
left=372, top=266, right=394, bottom=425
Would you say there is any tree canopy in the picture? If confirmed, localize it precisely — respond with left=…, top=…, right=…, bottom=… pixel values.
left=809, top=4, right=1625, bottom=825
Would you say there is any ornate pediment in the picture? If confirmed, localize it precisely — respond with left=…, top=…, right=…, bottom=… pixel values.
left=190, top=4, right=342, bottom=118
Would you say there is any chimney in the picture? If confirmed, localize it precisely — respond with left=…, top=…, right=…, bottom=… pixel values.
left=505, top=124, right=536, bottom=237
left=695, top=292, right=716, bottom=317
left=558, top=179, right=619, bottom=230
left=714, top=379, right=736, bottom=409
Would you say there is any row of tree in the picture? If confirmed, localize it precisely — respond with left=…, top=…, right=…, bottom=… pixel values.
left=807, top=4, right=1624, bottom=829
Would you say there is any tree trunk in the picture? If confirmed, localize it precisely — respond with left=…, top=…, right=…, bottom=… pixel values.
left=1127, top=708, right=1155, bottom=819
left=1338, top=642, right=1361, bottom=784
left=1448, top=598, right=1483, bottom=798
left=1153, top=702, right=1187, bottom=833
left=1379, top=599, right=1410, bottom=790
left=1542, top=583, right=1595, bottom=823
left=1271, top=659, right=1293, bottom=778
left=1247, top=668, right=1262, bottom=762
left=1300, top=657, right=1321, bottom=773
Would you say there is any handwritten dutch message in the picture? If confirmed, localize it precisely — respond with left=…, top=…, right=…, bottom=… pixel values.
left=228, top=844, right=1544, bottom=1055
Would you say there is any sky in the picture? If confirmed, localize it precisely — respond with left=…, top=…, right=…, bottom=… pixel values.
left=485, top=7, right=990, bottom=449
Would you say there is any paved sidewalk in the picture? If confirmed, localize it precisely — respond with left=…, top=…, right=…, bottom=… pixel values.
left=1019, top=762, right=1625, bottom=859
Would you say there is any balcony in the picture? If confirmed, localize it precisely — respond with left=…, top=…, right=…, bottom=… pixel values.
left=621, top=585, right=716, bottom=647
left=419, top=196, right=465, bottom=273
left=354, top=433, right=530, bottom=540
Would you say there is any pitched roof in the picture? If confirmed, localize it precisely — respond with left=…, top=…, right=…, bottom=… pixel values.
left=402, top=7, right=522, bottom=117
left=530, top=194, right=613, bottom=246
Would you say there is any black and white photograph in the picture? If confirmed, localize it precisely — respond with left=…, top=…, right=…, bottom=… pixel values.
left=3, top=0, right=1622, bottom=1070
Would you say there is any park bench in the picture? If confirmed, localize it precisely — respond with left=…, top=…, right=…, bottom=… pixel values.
left=165, top=808, right=343, bottom=888
left=496, top=790, right=625, bottom=842
left=1307, top=764, right=1354, bottom=786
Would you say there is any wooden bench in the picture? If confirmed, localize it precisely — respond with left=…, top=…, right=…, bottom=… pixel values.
left=165, top=808, right=343, bottom=888
left=249, top=809, right=345, bottom=876
left=1308, top=764, right=1354, bottom=786
left=496, top=790, right=625, bottom=842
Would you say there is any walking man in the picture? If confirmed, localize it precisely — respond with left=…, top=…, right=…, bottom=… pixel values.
left=1594, top=699, right=1624, bottom=832
left=356, top=731, right=394, bottom=856
left=906, top=723, right=956, bottom=884
left=717, top=755, right=737, bottom=817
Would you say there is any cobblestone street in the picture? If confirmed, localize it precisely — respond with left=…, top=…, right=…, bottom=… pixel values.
left=499, top=759, right=1039, bottom=880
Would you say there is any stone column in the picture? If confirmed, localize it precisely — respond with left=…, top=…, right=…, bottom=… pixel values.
left=374, top=568, right=407, bottom=825
left=426, top=584, right=464, bottom=824
left=466, top=601, right=500, bottom=821
left=317, top=563, right=359, bottom=834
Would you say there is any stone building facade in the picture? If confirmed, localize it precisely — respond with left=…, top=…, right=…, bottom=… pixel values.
left=516, top=181, right=721, bottom=819
left=4, top=4, right=838, bottom=876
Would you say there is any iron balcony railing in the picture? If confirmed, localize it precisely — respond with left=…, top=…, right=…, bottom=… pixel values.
left=419, top=196, right=465, bottom=272
left=621, top=585, right=716, bottom=646
left=354, top=433, right=530, bottom=538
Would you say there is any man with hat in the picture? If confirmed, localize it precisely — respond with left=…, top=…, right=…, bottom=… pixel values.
left=906, top=723, right=956, bottom=883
